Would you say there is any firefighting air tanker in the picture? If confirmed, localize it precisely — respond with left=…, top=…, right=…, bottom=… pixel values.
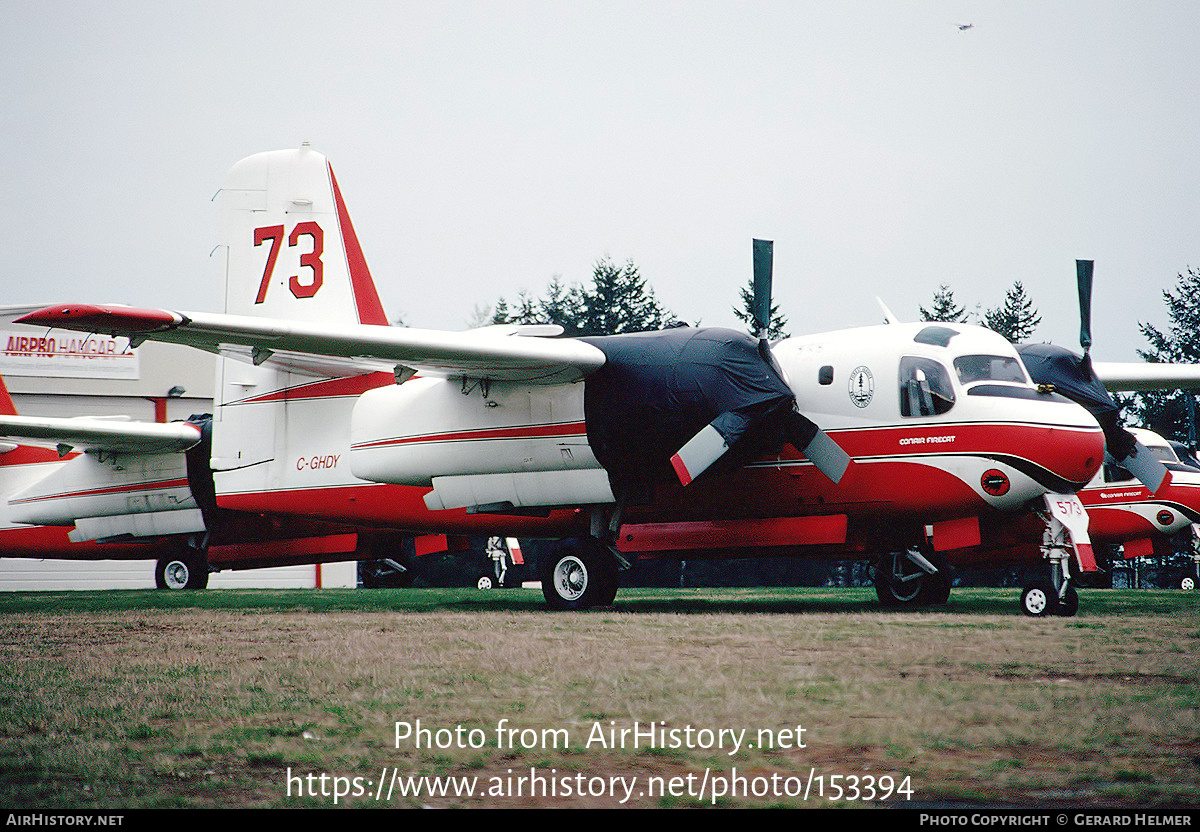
left=15, top=146, right=1200, bottom=613
left=0, top=369, right=439, bottom=589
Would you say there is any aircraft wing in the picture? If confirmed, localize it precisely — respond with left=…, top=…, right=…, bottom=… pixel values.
left=1093, top=362, right=1200, bottom=392
left=16, top=305, right=608, bottom=384
left=0, top=414, right=202, bottom=455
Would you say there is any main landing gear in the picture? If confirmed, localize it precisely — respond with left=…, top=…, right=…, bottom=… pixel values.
left=477, top=536, right=514, bottom=590
left=154, top=540, right=209, bottom=590
left=874, top=547, right=952, bottom=608
left=540, top=504, right=626, bottom=610
left=540, top=535, right=620, bottom=610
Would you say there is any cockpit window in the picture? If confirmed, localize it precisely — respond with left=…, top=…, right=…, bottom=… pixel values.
left=899, top=357, right=956, bottom=417
left=953, top=354, right=1028, bottom=386
left=913, top=326, right=959, bottom=347
left=1145, top=444, right=1180, bottom=464
left=1103, top=461, right=1133, bottom=483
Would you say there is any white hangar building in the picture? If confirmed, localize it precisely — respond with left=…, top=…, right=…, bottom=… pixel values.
left=0, top=312, right=355, bottom=589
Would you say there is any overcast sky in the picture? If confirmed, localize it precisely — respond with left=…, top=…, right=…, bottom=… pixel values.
left=3, top=1, right=1197, bottom=362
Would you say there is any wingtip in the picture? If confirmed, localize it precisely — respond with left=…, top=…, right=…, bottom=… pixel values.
left=14, top=304, right=183, bottom=332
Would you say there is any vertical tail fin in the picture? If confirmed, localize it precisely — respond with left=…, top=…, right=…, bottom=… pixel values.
left=209, top=146, right=392, bottom=488
left=218, top=144, right=389, bottom=326
left=0, top=374, right=18, bottom=417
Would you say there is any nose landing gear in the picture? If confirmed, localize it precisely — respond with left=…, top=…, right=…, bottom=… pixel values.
left=1021, top=495, right=1089, bottom=617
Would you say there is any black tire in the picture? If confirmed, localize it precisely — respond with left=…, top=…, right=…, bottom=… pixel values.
left=1053, top=584, right=1079, bottom=617
left=1020, top=581, right=1055, bottom=617
left=918, top=551, right=952, bottom=605
left=540, top=536, right=618, bottom=610
left=155, top=549, right=208, bottom=590
left=920, top=571, right=952, bottom=605
left=874, top=551, right=926, bottom=607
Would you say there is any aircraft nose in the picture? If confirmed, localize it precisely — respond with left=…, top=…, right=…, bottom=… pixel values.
left=1034, top=414, right=1105, bottom=492
left=1062, top=424, right=1104, bottom=488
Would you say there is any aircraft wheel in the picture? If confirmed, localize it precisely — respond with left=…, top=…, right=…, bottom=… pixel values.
left=921, top=572, right=952, bottom=605
left=189, top=565, right=210, bottom=589
left=1020, top=582, right=1055, bottom=617
left=541, top=536, right=618, bottom=610
left=155, top=554, right=208, bottom=590
left=1053, top=584, right=1079, bottom=617
left=1182, top=577, right=1195, bottom=591
left=874, top=551, right=926, bottom=607
left=918, top=551, right=952, bottom=605
left=476, top=574, right=495, bottom=590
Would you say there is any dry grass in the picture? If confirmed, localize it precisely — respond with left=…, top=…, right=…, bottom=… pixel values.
left=0, top=587, right=1196, bottom=808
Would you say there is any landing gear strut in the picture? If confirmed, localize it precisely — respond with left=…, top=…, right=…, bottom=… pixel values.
left=1021, top=499, right=1084, bottom=617
left=874, top=547, right=951, bottom=607
left=477, top=536, right=512, bottom=590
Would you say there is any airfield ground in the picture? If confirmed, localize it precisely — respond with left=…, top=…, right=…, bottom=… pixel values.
left=0, top=587, right=1196, bottom=809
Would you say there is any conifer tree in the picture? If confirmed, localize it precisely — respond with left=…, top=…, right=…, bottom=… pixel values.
left=488, top=257, right=672, bottom=336
left=571, top=257, right=671, bottom=336
left=919, top=284, right=968, bottom=323
left=1130, top=267, right=1200, bottom=445
left=732, top=278, right=789, bottom=339
left=983, top=281, right=1041, bottom=343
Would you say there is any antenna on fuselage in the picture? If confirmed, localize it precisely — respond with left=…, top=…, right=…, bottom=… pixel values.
left=876, top=297, right=901, bottom=325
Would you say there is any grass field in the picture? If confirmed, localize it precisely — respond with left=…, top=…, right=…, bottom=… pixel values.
left=0, top=586, right=1196, bottom=809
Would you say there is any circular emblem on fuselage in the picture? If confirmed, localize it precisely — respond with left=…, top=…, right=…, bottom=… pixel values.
left=1156, top=509, right=1174, bottom=526
left=848, top=366, right=874, bottom=408
left=981, top=469, right=1010, bottom=497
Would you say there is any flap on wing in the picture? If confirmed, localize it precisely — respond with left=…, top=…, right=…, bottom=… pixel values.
left=0, top=415, right=202, bottom=454
left=18, top=305, right=608, bottom=384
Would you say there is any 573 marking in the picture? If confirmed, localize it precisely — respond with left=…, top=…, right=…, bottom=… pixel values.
left=1054, top=499, right=1084, bottom=517
left=254, top=222, right=325, bottom=303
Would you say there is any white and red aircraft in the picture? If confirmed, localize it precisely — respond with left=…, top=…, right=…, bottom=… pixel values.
left=0, top=368, right=433, bottom=589
left=0, top=373, right=201, bottom=572
left=1079, top=427, right=1200, bottom=559
left=915, top=426, right=1200, bottom=614
left=0, top=359, right=557, bottom=589
left=19, top=145, right=1198, bottom=614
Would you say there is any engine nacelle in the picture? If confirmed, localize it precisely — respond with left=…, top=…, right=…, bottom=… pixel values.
left=349, top=377, right=600, bottom=486
left=9, top=449, right=200, bottom=529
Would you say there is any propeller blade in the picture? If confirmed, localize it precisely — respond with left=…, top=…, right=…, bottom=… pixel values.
left=801, top=428, right=852, bottom=484
left=1188, top=395, right=1197, bottom=451
left=1076, top=259, right=1094, bottom=355
left=669, top=238, right=852, bottom=487
left=670, top=409, right=852, bottom=487
left=752, top=239, right=773, bottom=339
left=1123, top=440, right=1171, bottom=494
left=670, top=424, right=728, bottom=486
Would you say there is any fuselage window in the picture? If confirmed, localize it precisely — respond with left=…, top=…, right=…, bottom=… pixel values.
left=1104, top=461, right=1133, bottom=483
left=953, top=354, right=1028, bottom=386
left=899, top=356, right=956, bottom=417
